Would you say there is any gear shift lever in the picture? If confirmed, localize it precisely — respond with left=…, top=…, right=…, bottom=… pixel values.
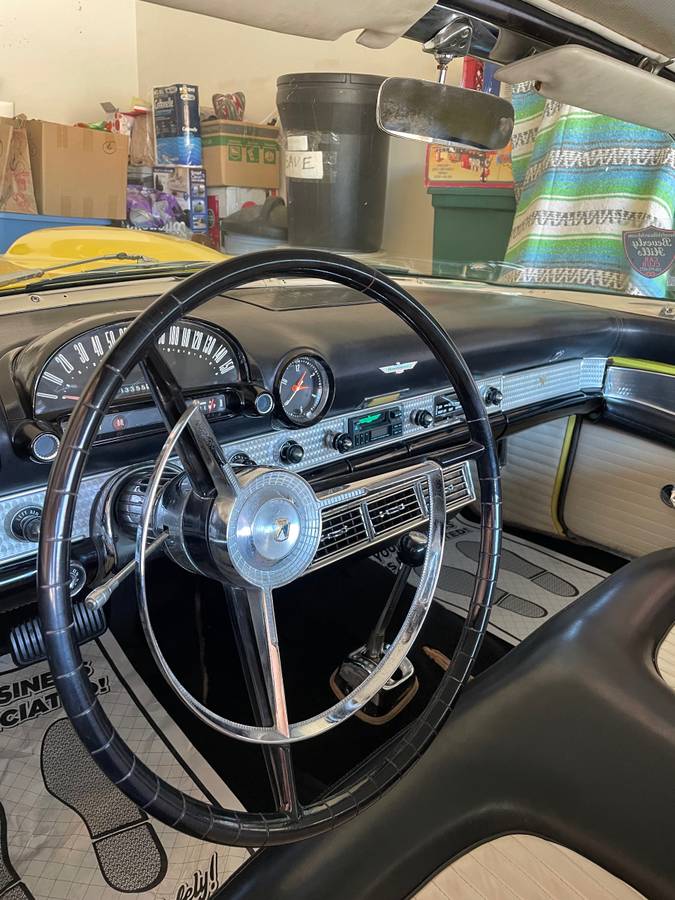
left=366, top=531, right=427, bottom=661
left=330, top=530, right=427, bottom=724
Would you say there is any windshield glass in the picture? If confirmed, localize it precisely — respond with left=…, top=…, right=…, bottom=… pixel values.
left=1, top=9, right=673, bottom=300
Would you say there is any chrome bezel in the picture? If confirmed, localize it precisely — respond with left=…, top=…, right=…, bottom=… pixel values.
left=274, top=351, right=333, bottom=428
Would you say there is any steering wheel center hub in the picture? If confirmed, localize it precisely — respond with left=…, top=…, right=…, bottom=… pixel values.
left=251, top=498, right=302, bottom=560
left=210, top=468, right=322, bottom=589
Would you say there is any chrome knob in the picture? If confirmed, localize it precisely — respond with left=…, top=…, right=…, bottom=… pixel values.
left=412, top=409, right=434, bottom=428
left=279, top=440, right=304, bottom=465
left=483, top=386, right=503, bottom=407
left=330, top=432, right=353, bottom=453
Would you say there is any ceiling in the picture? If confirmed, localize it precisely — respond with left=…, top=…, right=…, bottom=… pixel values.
left=142, top=0, right=437, bottom=48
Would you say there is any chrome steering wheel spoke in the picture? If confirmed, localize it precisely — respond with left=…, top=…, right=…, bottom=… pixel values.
left=226, top=584, right=298, bottom=815
left=242, top=585, right=290, bottom=739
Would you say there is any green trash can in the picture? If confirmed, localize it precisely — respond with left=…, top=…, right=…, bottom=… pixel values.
left=429, top=187, right=516, bottom=273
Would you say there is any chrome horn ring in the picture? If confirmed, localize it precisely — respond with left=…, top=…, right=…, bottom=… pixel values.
left=136, top=401, right=446, bottom=744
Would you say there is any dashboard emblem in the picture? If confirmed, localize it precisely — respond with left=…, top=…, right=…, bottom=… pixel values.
left=274, top=517, right=291, bottom=543
left=379, top=361, right=418, bottom=375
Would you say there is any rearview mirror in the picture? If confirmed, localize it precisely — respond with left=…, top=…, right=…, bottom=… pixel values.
left=376, top=77, right=514, bottom=150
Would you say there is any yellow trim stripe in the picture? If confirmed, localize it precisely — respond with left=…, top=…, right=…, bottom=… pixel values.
left=609, top=357, right=675, bottom=378
left=550, top=416, right=577, bottom=536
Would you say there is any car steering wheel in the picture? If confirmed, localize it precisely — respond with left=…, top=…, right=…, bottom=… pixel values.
left=38, top=249, right=501, bottom=846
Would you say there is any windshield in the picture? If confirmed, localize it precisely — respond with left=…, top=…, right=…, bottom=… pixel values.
left=1, top=11, right=673, bottom=300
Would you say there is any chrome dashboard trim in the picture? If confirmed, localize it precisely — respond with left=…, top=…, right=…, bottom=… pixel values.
left=0, top=357, right=606, bottom=568
left=604, top=366, right=675, bottom=416
left=310, top=461, right=475, bottom=572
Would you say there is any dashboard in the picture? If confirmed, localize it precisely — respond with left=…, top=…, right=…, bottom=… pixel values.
left=0, top=276, right=672, bottom=602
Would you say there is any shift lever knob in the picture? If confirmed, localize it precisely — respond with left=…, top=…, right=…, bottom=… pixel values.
left=398, top=531, right=427, bottom=569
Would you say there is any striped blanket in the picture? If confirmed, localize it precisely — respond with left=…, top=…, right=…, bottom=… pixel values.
left=504, top=82, right=675, bottom=298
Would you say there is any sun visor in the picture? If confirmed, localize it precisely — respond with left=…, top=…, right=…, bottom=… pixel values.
left=495, top=46, right=675, bottom=133
left=142, top=0, right=436, bottom=48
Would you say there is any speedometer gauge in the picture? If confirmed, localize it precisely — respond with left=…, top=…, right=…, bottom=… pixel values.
left=276, top=354, right=331, bottom=426
left=33, top=320, right=241, bottom=417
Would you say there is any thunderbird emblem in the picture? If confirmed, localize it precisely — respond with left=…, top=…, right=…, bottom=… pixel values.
left=274, top=517, right=291, bottom=543
left=623, top=226, right=674, bottom=279
left=379, top=361, right=418, bottom=375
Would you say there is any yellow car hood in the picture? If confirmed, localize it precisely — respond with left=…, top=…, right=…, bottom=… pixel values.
left=0, top=225, right=225, bottom=286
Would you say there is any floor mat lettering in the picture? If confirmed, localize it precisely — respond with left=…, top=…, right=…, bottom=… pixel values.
left=0, top=631, right=248, bottom=899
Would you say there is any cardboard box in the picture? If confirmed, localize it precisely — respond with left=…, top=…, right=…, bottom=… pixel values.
left=26, top=121, right=128, bottom=218
left=153, top=84, right=201, bottom=166
left=202, top=120, right=280, bottom=189
left=0, top=117, right=38, bottom=214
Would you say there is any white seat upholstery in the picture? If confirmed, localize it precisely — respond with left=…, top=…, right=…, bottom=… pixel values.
left=414, top=835, right=644, bottom=899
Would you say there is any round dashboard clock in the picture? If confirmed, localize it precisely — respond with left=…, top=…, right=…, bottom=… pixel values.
left=276, top=354, right=331, bottom=426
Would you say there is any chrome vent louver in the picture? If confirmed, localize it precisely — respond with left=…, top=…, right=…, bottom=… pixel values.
left=315, top=505, right=369, bottom=561
left=366, top=484, right=425, bottom=537
left=421, top=465, right=474, bottom=509
left=311, top=461, right=475, bottom=571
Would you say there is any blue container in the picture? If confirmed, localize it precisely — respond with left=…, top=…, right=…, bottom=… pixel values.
left=0, top=212, right=113, bottom=252
left=153, top=83, right=202, bottom=166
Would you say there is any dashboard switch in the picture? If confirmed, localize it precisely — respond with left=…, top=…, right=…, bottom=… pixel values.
left=11, top=506, right=42, bottom=542
left=412, top=409, right=434, bottom=428
left=483, top=386, right=503, bottom=407
left=14, top=421, right=60, bottom=464
left=329, top=432, right=353, bottom=454
left=279, top=440, right=304, bottom=465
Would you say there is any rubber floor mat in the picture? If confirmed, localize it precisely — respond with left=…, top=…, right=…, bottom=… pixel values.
left=373, top=515, right=608, bottom=645
left=0, top=630, right=248, bottom=899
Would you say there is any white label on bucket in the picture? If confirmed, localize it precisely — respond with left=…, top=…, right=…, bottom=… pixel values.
left=286, top=134, right=308, bottom=151
left=285, top=150, right=324, bottom=180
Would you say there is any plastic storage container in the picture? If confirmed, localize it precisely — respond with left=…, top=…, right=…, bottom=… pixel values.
left=429, top=187, right=516, bottom=270
left=276, top=73, right=389, bottom=253
left=0, top=211, right=112, bottom=252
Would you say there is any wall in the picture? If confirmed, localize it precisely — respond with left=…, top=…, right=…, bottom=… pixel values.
left=0, top=0, right=460, bottom=260
left=136, top=1, right=461, bottom=260
left=0, top=0, right=139, bottom=124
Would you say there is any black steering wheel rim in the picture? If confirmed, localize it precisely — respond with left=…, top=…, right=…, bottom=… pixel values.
left=38, top=249, right=502, bottom=847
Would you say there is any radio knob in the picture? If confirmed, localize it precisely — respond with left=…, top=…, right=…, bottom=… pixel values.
left=412, top=409, right=434, bottom=428
left=11, top=506, right=42, bottom=542
left=484, top=386, right=503, bottom=407
left=279, top=440, right=304, bottom=465
left=330, top=432, right=353, bottom=453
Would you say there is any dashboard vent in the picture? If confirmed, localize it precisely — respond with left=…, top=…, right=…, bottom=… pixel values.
left=366, top=484, right=424, bottom=537
left=421, top=463, right=474, bottom=512
left=315, top=504, right=369, bottom=562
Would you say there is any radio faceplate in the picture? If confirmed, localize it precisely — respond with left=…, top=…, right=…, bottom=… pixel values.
left=348, top=407, right=403, bottom=448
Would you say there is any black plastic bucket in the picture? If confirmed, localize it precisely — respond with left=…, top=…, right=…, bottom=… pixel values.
left=276, top=73, right=390, bottom=253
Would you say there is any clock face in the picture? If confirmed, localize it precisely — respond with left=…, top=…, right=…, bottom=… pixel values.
left=276, top=355, right=331, bottom=426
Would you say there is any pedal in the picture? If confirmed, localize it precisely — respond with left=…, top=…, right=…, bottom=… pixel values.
left=10, top=602, right=107, bottom=668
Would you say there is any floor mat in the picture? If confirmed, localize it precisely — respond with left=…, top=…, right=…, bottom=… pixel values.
left=373, top=515, right=608, bottom=645
left=0, top=630, right=248, bottom=900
